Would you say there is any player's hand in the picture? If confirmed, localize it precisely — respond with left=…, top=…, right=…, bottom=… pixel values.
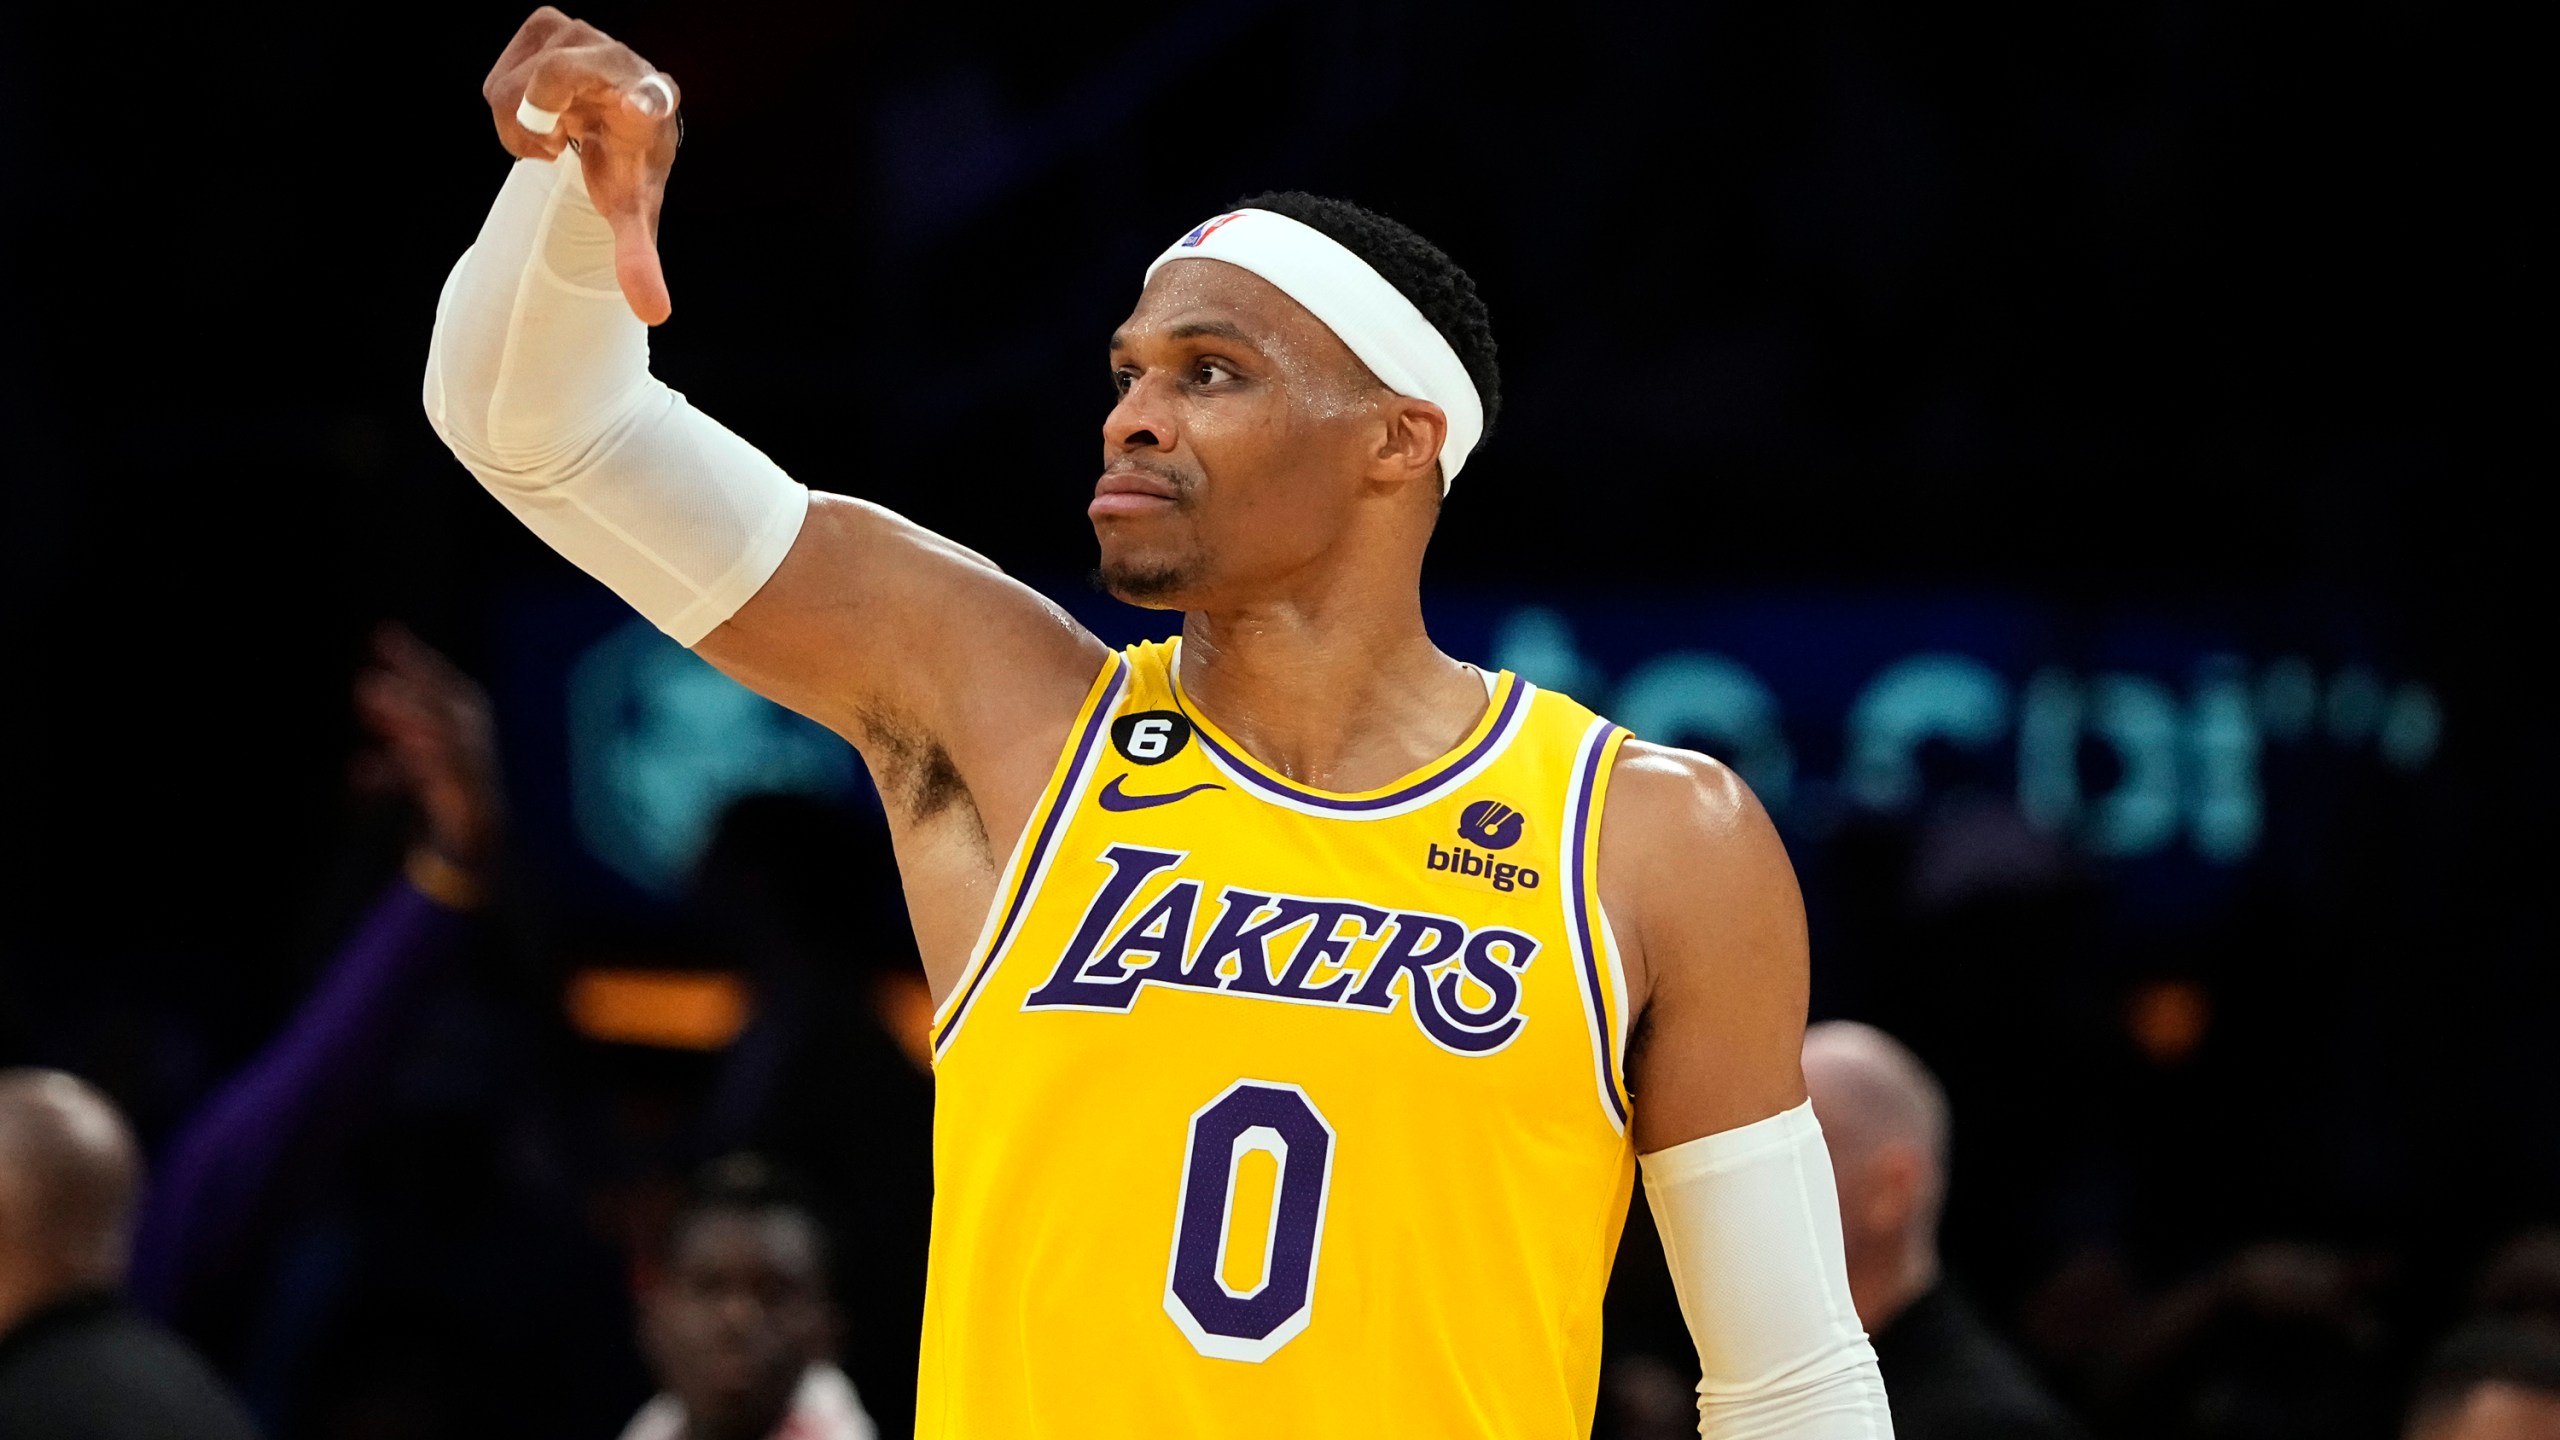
left=353, top=625, right=505, bottom=880
left=482, top=7, right=682, bottom=325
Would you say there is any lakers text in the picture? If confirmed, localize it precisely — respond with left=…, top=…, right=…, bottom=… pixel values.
left=1022, top=845, right=1537, bottom=1054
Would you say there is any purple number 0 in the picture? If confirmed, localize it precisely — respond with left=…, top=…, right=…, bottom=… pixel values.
left=1162, top=1080, right=1337, bottom=1362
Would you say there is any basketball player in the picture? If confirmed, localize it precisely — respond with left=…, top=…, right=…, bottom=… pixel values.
left=425, top=10, right=1893, bottom=1435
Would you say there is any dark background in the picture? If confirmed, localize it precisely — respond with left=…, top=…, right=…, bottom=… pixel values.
left=0, top=2, right=2544, bottom=1437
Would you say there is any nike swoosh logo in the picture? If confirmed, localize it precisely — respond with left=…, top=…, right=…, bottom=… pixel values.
left=1097, top=775, right=1227, bottom=812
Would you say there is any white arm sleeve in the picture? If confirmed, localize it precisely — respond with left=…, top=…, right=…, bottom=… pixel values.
left=422, top=154, right=808, bottom=646
left=1642, top=1100, right=1895, bottom=1439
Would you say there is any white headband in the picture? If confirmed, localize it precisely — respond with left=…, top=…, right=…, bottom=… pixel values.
left=1145, top=209, right=1484, bottom=491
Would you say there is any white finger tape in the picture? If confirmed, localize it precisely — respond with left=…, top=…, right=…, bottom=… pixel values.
left=630, top=74, right=675, bottom=117
left=516, top=96, right=562, bottom=136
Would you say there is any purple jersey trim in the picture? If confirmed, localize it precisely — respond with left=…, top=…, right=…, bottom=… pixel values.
left=1568, top=723, right=1632, bottom=1127
left=1184, top=677, right=1527, bottom=814
left=933, top=656, right=1129, bottom=1058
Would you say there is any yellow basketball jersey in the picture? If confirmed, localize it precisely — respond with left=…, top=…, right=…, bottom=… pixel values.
left=918, top=639, right=1637, bottom=1438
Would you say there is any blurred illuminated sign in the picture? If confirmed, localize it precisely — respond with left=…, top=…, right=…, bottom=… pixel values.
left=567, top=619, right=859, bottom=895
left=565, top=967, right=752, bottom=1050
left=510, top=590, right=2440, bottom=910
left=1475, top=603, right=2437, bottom=867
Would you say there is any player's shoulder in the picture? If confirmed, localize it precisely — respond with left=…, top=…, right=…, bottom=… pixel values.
left=1597, top=738, right=1805, bottom=1014
left=1602, top=737, right=1768, bottom=854
left=1597, top=738, right=1797, bottom=924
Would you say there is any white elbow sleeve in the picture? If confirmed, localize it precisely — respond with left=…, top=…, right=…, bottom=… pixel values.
left=1642, top=1101, right=1894, bottom=1439
left=423, top=155, right=806, bottom=647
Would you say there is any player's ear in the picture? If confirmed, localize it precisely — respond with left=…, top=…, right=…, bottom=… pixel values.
left=1371, top=396, right=1450, bottom=492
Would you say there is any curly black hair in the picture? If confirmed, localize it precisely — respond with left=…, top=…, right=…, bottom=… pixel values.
left=1230, top=191, right=1501, bottom=446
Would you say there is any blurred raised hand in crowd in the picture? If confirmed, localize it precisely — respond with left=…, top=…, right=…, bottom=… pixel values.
left=349, top=624, right=506, bottom=908
left=130, top=627, right=509, bottom=1332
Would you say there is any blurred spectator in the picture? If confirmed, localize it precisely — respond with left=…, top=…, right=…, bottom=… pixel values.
left=2109, top=1242, right=2391, bottom=1440
left=691, top=794, right=935, bottom=1435
left=2474, top=1231, right=2560, bottom=1334
left=2403, top=1323, right=2560, bottom=1440
left=623, top=1155, right=873, bottom=1440
left=1804, top=1019, right=2090, bottom=1440
left=0, top=1069, right=259, bottom=1439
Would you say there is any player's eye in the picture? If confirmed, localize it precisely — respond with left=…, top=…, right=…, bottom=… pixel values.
left=1110, top=367, right=1137, bottom=395
left=1192, top=360, right=1236, bottom=386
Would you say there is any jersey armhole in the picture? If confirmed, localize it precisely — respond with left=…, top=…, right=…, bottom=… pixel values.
left=928, top=650, right=1131, bottom=1061
left=1563, top=719, right=1636, bottom=1132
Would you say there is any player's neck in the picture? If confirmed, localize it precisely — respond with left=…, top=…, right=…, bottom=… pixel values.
left=1176, top=586, right=1483, bottom=794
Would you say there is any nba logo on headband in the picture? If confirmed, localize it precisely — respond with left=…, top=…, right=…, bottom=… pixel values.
left=1178, top=213, right=1245, bottom=249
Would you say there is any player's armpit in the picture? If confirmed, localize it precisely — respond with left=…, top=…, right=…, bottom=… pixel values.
left=699, top=502, right=1108, bottom=1005
left=694, top=492, right=1109, bottom=827
left=1598, top=741, right=1811, bottom=1154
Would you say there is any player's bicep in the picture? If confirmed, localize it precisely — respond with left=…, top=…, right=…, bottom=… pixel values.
left=695, top=492, right=1108, bottom=748
left=1603, top=743, right=1812, bottom=1154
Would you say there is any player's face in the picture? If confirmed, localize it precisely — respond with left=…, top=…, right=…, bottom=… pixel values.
left=641, top=1209, right=832, bottom=1440
left=1096, top=259, right=1396, bottom=608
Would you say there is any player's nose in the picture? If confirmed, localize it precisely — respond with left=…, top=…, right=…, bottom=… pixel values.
left=1103, top=373, right=1180, bottom=455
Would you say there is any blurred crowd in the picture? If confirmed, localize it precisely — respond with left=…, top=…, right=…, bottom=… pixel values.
left=3, top=630, right=931, bottom=1439
left=3, top=630, right=2553, bottom=1440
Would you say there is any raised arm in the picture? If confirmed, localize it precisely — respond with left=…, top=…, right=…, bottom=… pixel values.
left=1604, top=742, right=1894, bottom=1437
left=132, top=629, right=495, bottom=1320
left=422, top=11, right=1107, bottom=987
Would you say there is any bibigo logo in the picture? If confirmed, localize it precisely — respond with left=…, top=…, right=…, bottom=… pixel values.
left=1456, top=799, right=1525, bottom=850
left=1427, top=798, right=1540, bottom=893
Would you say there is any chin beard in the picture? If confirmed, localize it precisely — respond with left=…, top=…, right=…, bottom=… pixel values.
left=1091, top=559, right=1194, bottom=606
